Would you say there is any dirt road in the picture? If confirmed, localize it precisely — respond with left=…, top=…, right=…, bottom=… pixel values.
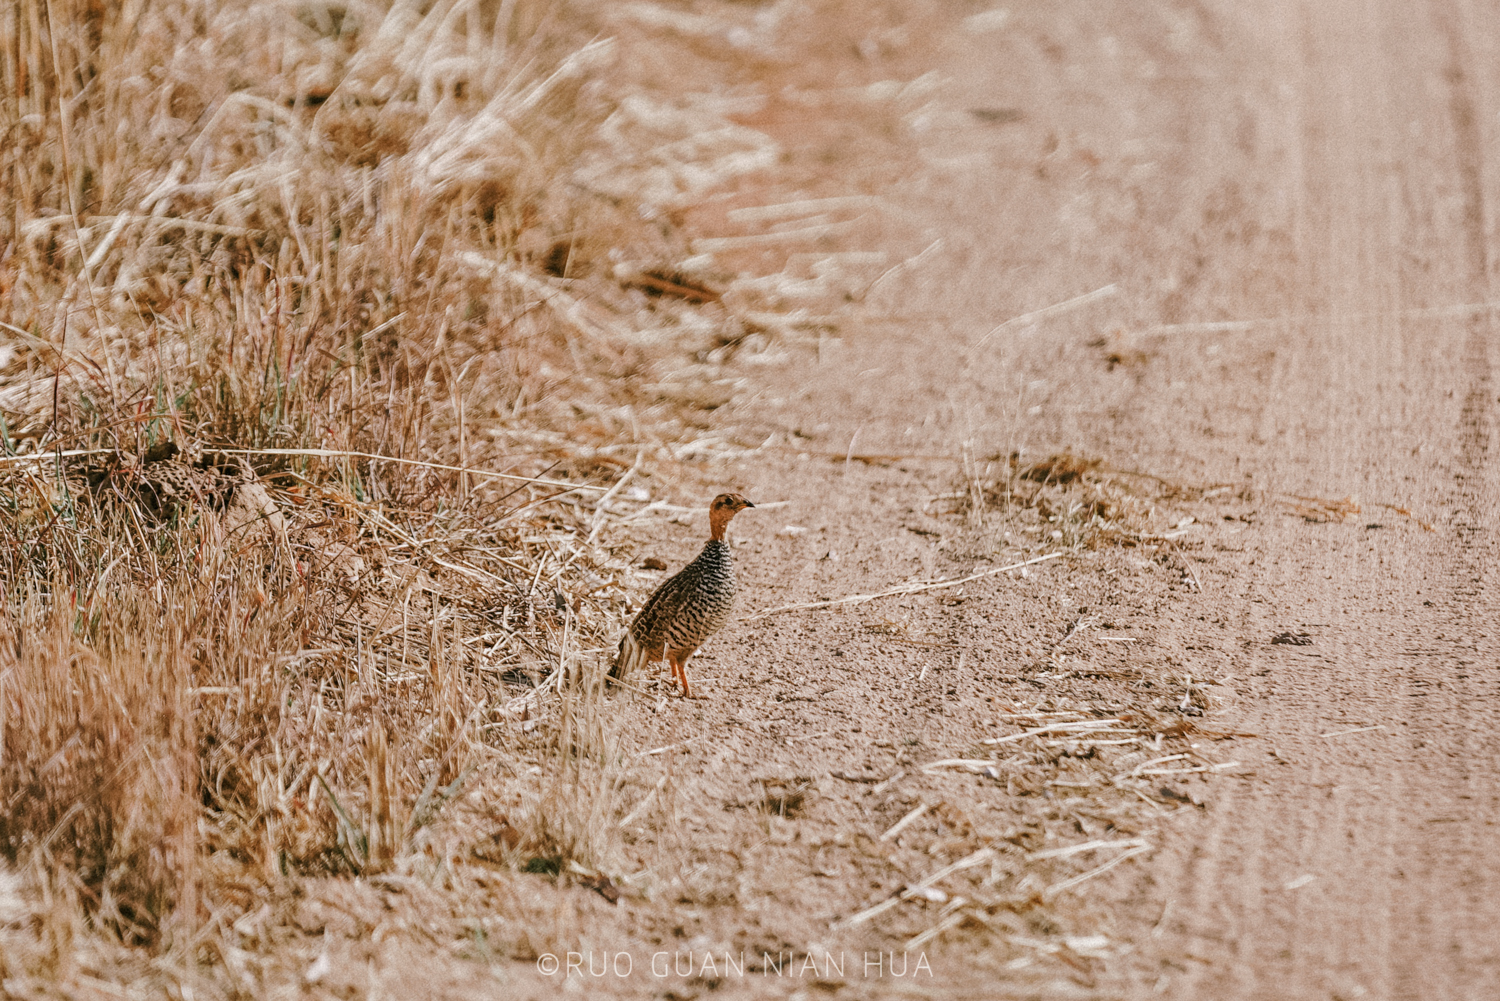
left=1044, top=3, right=1500, bottom=997
left=600, top=1, right=1500, bottom=998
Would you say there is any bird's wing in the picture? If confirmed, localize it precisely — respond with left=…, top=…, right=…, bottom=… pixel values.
left=628, top=565, right=696, bottom=650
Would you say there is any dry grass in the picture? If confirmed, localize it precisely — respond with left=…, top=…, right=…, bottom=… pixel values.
left=833, top=696, right=1250, bottom=969
left=0, top=0, right=705, bottom=988
left=952, top=450, right=1245, bottom=548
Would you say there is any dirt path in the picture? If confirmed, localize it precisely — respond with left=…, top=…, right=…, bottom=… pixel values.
left=590, top=1, right=1500, bottom=998
left=1075, top=3, right=1500, bottom=997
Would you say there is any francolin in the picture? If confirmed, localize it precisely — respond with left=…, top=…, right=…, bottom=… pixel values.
left=74, top=441, right=243, bottom=518
left=612, top=493, right=755, bottom=698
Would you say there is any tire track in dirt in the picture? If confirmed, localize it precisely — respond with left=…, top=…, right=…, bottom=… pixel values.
left=1384, top=5, right=1500, bottom=999
left=1102, top=2, right=1500, bottom=997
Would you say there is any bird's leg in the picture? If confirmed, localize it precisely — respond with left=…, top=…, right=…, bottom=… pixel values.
left=668, top=651, right=699, bottom=698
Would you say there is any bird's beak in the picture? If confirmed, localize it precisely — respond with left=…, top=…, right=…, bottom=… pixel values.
left=743, top=499, right=755, bottom=508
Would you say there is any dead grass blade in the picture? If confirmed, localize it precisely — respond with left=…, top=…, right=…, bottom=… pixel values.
left=971, top=284, right=1119, bottom=350
left=209, top=448, right=613, bottom=493
left=1041, top=845, right=1152, bottom=900
left=741, top=551, right=1062, bottom=620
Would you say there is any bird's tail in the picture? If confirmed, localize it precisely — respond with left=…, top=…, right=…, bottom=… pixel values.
left=610, top=630, right=648, bottom=684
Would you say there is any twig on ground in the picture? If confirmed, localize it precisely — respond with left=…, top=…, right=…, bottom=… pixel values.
left=904, top=910, right=969, bottom=951
left=602, top=673, right=656, bottom=698
left=1167, top=541, right=1202, bottom=591
left=862, top=238, right=942, bottom=302
left=740, top=551, right=1062, bottom=621
left=0, top=448, right=115, bottom=466
left=586, top=455, right=642, bottom=546
left=1139, top=298, right=1500, bottom=337
left=1320, top=724, right=1383, bottom=738
left=691, top=218, right=862, bottom=252
left=972, top=284, right=1119, bottom=350
left=923, top=759, right=999, bottom=774
left=1030, top=838, right=1148, bottom=861
left=635, top=736, right=705, bottom=758
left=879, top=802, right=928, bottom=841
left=1041, top=844, right=1151, bottom=900
left=616, top=775, right=669, bottom=829
left=727, top=195, right=881, bottom=225
left=838, top=848, right=997, bottom=928
left=983, top=719, right=1126, bottom=746
left=1112, top=753, right=1190, bottom=782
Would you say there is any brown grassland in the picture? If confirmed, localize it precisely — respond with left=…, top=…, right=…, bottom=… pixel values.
left=0, top=0, right=721, bottom=990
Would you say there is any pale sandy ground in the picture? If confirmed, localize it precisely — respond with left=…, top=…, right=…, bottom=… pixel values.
left=606, top=2, right=1500, bottom=997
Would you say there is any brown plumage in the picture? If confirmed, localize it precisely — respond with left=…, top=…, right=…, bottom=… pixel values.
left=71, top=443, right=243, bottom=518
left=611, top=493, right=755, bottom=698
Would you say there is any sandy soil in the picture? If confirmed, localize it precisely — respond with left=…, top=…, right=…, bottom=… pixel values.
left=583, top=1, right=1500, bottom=997
left=242, top=3, right=1500, bottom=998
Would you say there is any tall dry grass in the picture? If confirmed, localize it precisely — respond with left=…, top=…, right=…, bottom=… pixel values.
left=0, top=0, right=660, bottom=979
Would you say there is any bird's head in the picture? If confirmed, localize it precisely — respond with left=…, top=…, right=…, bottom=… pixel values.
left=708, top=493, right=755, bottom=540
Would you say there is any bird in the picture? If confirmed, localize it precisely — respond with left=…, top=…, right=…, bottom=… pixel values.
left=135, top=451, right=241, bottom=518
left=611, top=493, right=755, bottom=698
left=70, top=441, right=245, bottom=519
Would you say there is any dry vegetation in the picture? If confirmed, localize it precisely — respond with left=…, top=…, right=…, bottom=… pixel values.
left=952, top=449, right=1246, bottom=550
left=0, top=1, right=1263, bottom=993
left=0, top=0, right=752, bottom=990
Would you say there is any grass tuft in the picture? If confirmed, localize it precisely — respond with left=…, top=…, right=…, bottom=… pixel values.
left=0, top=0, right=685, bottom=984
